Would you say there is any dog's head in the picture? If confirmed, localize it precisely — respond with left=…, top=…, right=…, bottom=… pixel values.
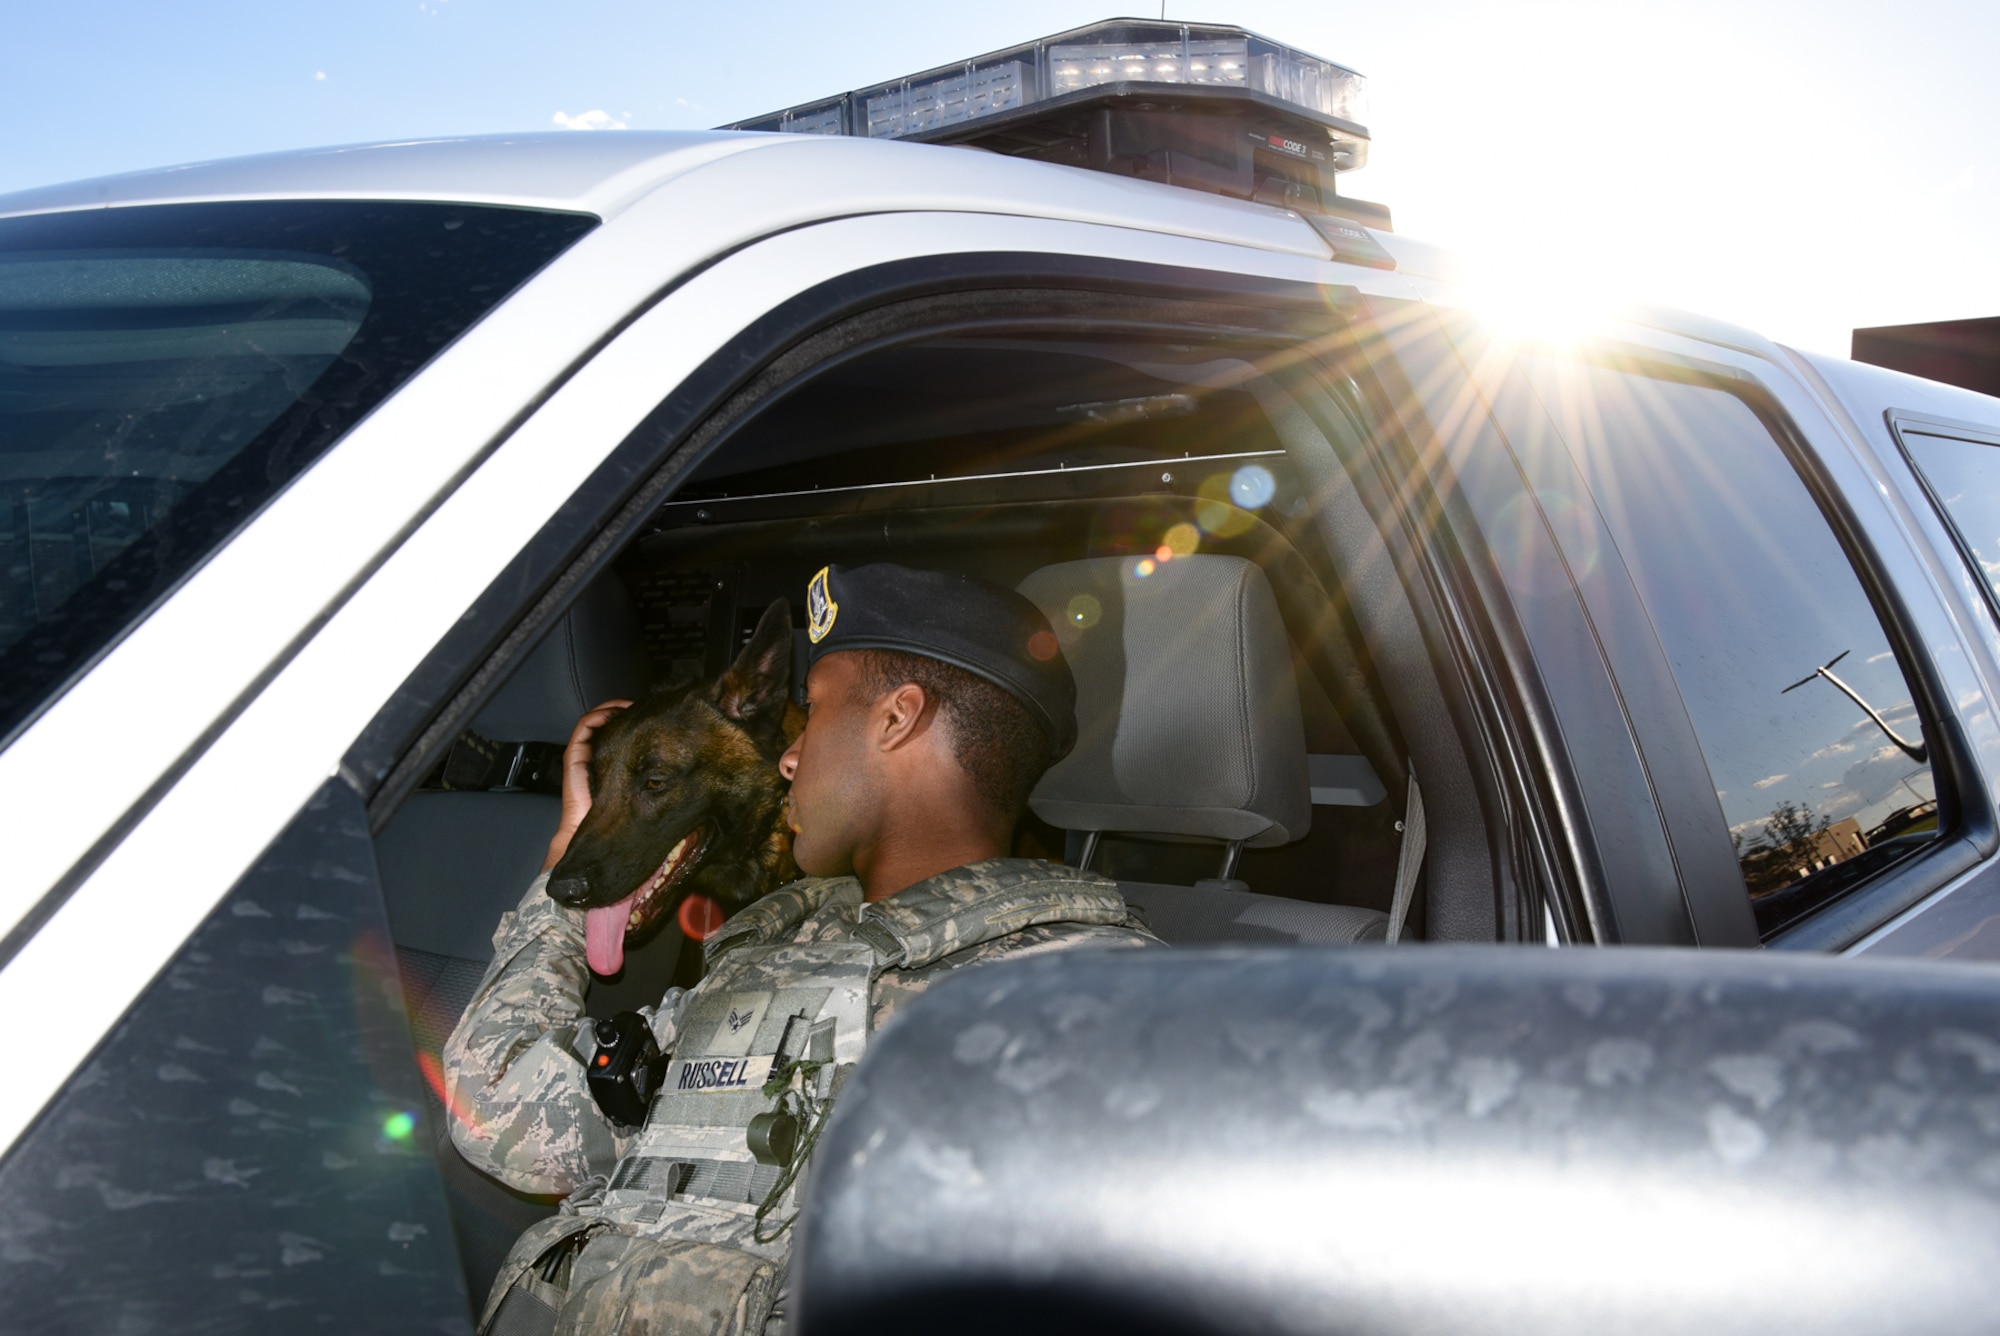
left=547, top=598, right=801, bottom=975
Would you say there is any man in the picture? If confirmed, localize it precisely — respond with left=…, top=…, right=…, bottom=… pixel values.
left=445, top=563, right=1160, bottom=1335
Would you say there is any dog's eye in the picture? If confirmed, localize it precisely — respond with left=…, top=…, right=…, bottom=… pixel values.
left=642, top=775, right=668, bottom=792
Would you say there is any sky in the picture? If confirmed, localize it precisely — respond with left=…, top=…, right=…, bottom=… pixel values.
left=3, top=0, right=1995, bottom=356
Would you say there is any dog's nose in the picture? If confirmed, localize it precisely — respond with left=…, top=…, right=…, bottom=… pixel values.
left=546, top=875, right=592, bottom=907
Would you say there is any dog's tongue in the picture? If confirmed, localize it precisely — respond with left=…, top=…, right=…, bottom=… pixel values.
left=586, top=890, right=639, bottom=976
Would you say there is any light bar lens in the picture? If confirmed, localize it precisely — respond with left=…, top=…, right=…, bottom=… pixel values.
left=1047, top=39, right=1250, bottom=95
left=865, top=58, right=1027, bottom=138
left=731, top=20, right=1368, bottom=150
left=1044, top=36, right=1363, bottom=125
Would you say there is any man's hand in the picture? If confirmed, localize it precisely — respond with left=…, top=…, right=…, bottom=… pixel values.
left=541, top=699, right=634, bottom=872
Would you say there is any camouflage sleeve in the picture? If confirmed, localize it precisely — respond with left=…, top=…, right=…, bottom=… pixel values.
left=869, top=919, right=1162, bottom=1032
left=441, top=872, right=628, bottom=1195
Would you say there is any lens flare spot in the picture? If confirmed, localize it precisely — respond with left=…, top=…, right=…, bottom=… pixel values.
left=1195, top=473, right=1256, bottom=537
left=1027, top=629, right=1059, bottom=661
left=1230, top=464, right=1276, bottom=510
left=1134, top=558, right=1157, bottom=578
left=382, top=1111, right=416, bottom=1141
left=679, top=893, right=725, bottom=942
left=1066, top=594, right=1102, bottom=629
left=1162, top=522, right=1200, bottom=556
left=1154, top=544, right=1174, bottom=562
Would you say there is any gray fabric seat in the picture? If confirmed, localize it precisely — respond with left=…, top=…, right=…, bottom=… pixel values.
left=1018, top=555, right=1387, bottom=946
left=1116, top=880, right=1389, bottom=945
left=380, top=793, right=563, bottom=963
left=379, top=574, right=655, bottom=978
left=375, top=575, right=655, bottom=1304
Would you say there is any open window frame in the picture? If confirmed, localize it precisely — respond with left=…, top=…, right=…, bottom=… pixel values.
left=350, top=257, right=1536, bottom=946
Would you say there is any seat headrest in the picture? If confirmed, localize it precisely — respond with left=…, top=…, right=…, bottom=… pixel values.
left=1018, top=555, right=1309, bottom=848
left=472, top=575, right=651, bottom=742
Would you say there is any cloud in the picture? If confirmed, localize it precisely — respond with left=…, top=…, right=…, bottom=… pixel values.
left=1753, top=773, right=1789, bottom=790
left=1829, top=743, right=1933, bottom=816
left=553, top=109, right=627, bottom=131
left=313, top=71, right=326, bottom=82
left=1866, top=650, right=1894, bottom=664
left=1804, top=705, right=1919, bottom=767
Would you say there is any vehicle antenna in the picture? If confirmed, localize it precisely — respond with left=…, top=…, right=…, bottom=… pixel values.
left=1781, top=649, right=1928, bottom=763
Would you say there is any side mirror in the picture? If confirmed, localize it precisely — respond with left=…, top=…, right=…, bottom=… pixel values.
left=796, top=946, right=2000, bottom=1335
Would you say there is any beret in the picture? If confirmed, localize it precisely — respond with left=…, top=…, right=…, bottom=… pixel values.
left=804, top=563, right=1076, bottom=755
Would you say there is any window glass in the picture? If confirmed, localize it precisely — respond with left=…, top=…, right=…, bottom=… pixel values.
left=0, top=781, right=470, bottom=1328
left=1525, top=358, right=1939, bottom=937
left=0, top=200, right=596, bottom=743
left=1902, top=429, right=2000, bottom=623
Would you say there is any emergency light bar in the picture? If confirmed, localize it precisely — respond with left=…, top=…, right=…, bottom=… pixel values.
left=726, top=20, right=1389, bottom=233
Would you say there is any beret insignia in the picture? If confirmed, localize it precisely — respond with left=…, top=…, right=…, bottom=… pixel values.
left=807, top=566, right=839, bottom=644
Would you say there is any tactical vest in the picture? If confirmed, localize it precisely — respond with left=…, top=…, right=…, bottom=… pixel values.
left=479, top=863, right=1132, bottom=1336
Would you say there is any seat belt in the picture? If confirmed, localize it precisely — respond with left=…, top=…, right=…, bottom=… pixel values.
left=1386, top=770, right=1427, bottom=945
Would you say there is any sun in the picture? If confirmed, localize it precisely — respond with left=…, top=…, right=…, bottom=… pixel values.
left=1450, top=267, right=1624, bottom=349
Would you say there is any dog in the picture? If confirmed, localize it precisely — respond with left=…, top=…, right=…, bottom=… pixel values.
left=546, top=598, right=802, bottom=977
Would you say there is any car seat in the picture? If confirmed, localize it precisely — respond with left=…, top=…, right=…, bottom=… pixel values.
left=375, top=574, right=655, bottom=1303
left=1018, top=555, right=1389, bottom=944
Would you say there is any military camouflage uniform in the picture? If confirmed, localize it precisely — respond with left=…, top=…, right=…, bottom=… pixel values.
left=444, top=859, right=1158, bottom=1335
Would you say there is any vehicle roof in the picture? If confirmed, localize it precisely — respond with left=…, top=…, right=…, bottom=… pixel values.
left=1799, top=345, right=2000, bottom=430
left=0, top=128, right=1388, bottom=270
left=0, top=131, right=784, bottom=222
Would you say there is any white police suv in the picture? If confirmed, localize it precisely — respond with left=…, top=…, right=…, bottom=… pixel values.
left=6, top=19, right=2000, bottom=1331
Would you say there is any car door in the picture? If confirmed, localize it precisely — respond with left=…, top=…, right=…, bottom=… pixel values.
left=0, top=778, right=473, bottom=1330
left=0, top=193, right=1435, bottom=1324
left=1425, top=305, right=1993, bottom=952
left=1781, top=351, right=2000, bottom=957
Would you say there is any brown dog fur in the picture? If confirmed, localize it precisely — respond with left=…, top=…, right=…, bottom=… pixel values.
left=546, top=599, right=801, bottom=968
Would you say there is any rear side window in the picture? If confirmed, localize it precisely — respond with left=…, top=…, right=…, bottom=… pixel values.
left=0, top=200, right=596, bottom=743
left=1899, top=426, right=2000, bottom=627
left=1525, top=358, right=1940, bottom=938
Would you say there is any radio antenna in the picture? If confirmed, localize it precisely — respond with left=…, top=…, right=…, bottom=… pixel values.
left=1781, top=650, right=1928, bottom=763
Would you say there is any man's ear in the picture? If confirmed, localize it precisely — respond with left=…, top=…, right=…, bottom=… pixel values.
left=874, top=681, right=933, bottom=751
left=715, top=599, right=793, bottom=723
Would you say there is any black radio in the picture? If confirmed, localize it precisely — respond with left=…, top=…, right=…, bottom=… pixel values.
left=586, top=1011, right=666, bottom=1128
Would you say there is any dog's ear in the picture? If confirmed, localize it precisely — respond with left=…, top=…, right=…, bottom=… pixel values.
left=715, top=598, right=793, bottom=723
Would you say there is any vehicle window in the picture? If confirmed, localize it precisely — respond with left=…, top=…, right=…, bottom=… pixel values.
left=378, top=326, right=1412, bottom=952
left=1524, top=357, right=1939, bottom=937
left=0, top=780, right=470, bottom=1328
left=1900, top=428, right=2000, bottom=626
left=635, top=332, right=1408, bottom=913
left=0, top=200, right=595, bottom=744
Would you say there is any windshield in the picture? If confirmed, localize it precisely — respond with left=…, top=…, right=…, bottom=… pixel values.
left=0, top=200, right=595, bottom=742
